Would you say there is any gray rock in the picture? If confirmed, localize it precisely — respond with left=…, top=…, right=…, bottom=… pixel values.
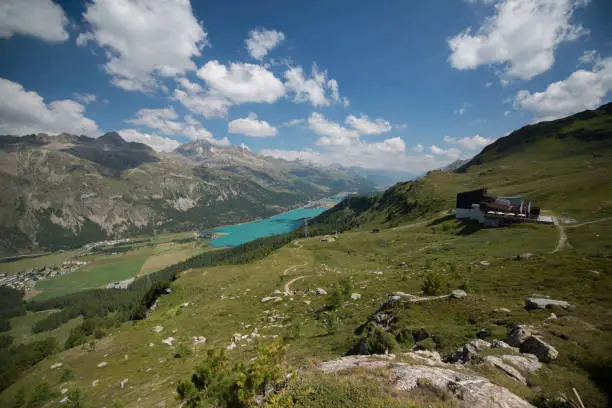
left=484, top=356, right=527, bottom=385
left=403, top=350, right=444, bottom=366
left=455, top=339, right=490, bottom=363
left=491, top=339, right=518, bottom=351
left=261, top=296, right=282, bottom=303
left=451, top=289, right=467, bottom=299
left=520, top=336, right=558, bottom=362
left=315, top=288, right=327, bottom=295
left=501, top=354, right=542, bottom=374
left=317, top=356, right=535, bottom=408
left=351, top=293, right=361, bottom=300
left=525, top=297, right=572, bottom=310
left=507, top=325, right=533, bottom=347
left=514, top=253, right=534, bottom=260
left=120, top=378, right=128, bottom=389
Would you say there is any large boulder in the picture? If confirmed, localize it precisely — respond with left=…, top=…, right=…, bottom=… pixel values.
left=451, top=289, right=467, bottom=299
left=525, top=297, right=572, bottom=310
left=520, top=336, right=558, bottom=362
left=317, top=356, right=535, bottom=408
left=507, top=325, right=533, bottom=347
left=454, top=339, right=491, bottom=363
left=501, top=354, right=542, bottom=374
left=483, top=356, right=527, bottom=385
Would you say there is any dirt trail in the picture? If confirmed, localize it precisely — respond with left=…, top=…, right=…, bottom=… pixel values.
left=283, top=275, right=308, bottom=295
left=551, top=216, right=568, bottom=253
left=567, top=216, right=612, bottom=228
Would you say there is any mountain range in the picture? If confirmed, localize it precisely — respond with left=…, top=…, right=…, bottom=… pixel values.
left=0, top=133, right=374, bottom=255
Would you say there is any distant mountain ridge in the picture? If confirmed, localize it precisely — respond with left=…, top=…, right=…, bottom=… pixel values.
left=0, top=133, right=374, bottom=255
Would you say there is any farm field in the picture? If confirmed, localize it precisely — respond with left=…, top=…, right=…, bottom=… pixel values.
left=8, top=310, right=83, bottom=346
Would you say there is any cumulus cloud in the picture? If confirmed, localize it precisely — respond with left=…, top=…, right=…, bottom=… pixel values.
left=0, top=0, right=69, bottom=42
left=444, top=134, right=495, bottom=149
left=344, top=114, right=392, bottom=135
left=448, top=0, right=589, bottom=80
left=197, top=60, right=285, bottom=104
left=228, top=113, right=277, bottom=137
left=413, top=144, right=424, bottom=153
left=77, top=0, right=207, bottom=91
left=577, top=50, right=601, bottom=66
left=0, top=78, right=99, bottom=136
left=118, top=129, right=181, bottom=152
left=73, top=93, right=97, bottom=104
left=284, top=65, right=349, bottom=107
left=126, top=105, right=223, bottom=142
left=430, top=145, right=462, bottom=160
left=454, top=103, right=470, bottom=115
left=514, top=57, right=612, bottom=121
left=173, top=60, right=284, bottom=118
left=308, top=112, right=359, bottom=147
left=245, top=29, right=285, bottom=60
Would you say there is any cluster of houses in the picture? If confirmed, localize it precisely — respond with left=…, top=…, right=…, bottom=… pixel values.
left=455, top=188, right=553, bottom=227
left=82, top=238, right=131, bottom=252
left=0, top=260, right=88, bottom=294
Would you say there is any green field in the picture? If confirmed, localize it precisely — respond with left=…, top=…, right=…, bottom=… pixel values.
left=8, top=311, right=83, bottom=346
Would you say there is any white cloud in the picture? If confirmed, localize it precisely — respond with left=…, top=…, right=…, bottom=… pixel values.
left=228, top=113, right=277, bottom=137
left=578, top=50, right=600, bottom=66
left=0, top=0, right=69, bottom=42
left=73, top=93, right=97, bottom=104
left=514, top=57, right=612, bottom=121
left=197, top=60, right=285, bottom=104
left=284, top=65, right=349, bottom=107
left=344, top=114, right=392, bottom=135
left=308, top=112, right=359, bottom=147
left=430, top=145, right=462, bottom=160
left=444, top=134, right=495, bottom=149
left=173, top=83, right=231, bottom=119
left=118, top=129, right=181, bottom=152
left=77, top=0, right=207, bottom=91
left=448, top=0, right=589, bottom=80
left=280, top=118, right=304, bottom=127
left=0, top=78, right=99, bottom=136
left=126, top=105, right=221, bottom=142
left=245, top=29, right=285, bottom=60
left=413, top=144, right=424, bottom=153
left=454, top=103, right=470, bottom=115
left=504, top=110, right=511, bottom=116
left=485, top=82, right=493, bottom=88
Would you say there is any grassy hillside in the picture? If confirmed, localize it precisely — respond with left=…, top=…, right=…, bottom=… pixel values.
left=0, top=104, right=611, bottom=407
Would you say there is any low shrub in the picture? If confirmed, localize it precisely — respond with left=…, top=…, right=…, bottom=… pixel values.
left=422, top=273, right=444, bottom=295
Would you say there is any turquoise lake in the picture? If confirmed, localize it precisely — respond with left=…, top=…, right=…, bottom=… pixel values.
left=208, top=207, right=328, bottom=247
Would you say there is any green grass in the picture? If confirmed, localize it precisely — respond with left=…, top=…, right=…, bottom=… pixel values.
left=32, top=255, right=147, bottom=301
left=8, top=311, right=83, bottom=346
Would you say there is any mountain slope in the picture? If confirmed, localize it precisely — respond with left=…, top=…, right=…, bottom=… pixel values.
left=0, top=135, right=374, bottom=255
left=315, top=102, right=612, bottom=229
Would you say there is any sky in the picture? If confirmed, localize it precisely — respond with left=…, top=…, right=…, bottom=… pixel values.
left=0, top=0, right=611, bottom=174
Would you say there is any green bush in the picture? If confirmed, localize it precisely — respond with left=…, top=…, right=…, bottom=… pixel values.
left=322, top=311, right=340, bottom=335
left=395, top=328, right=414, bottom=345
left=415, top=338, right=437, bottom=351
left=59, top=389, right=87, bottom=408
left=177, top=342, right=285, bottom=408
left=353, top=326, right=397, bottom=355
left=174, top=343, right=192, bottom=359
left=0, top=334, right=14, bottom=350
left=421, top=273, right=443, bottom=295
left=339, top=276, right=354, bottom=296
left=326, top=285, right=344, bottom=310
left=26, top=382, right=58, bottom=408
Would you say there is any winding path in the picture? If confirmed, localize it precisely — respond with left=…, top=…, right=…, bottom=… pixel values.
left=566, top=216, right=612, bottom=229
left=551, top=216, right=568, bottom=254
left=283, top=275, right=308, bottom=295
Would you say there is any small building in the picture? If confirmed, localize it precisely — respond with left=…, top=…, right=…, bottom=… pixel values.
left=455, top=188, right=546, bottom=227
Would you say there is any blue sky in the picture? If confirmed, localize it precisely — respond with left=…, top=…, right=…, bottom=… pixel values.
left=1, top=0, right=611, bottom=172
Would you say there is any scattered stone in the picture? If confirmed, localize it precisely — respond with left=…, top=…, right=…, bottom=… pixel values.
left=484, top=356, right=527, bottom=385
left=161, top=337, right=175, bottom=346
left=180, top=302, right=189, bottom=308
left=50, top=363, right=63, bottom=370
left=149, top=342, right=154, bottom=348
left=92, top=380, right=99, bottom=387
left=97, top=362, right=107, bottom=368
left=507, top=325, right=533, bottom=347
left=546, top=313, right=558, bottom=320
left=120, top=378, right=128, bottom=389
left=272, top=290, right=283, bottom=295
left=399, top=262, right=408, bottom=267
left=303, top=300, right=311, bottom=305
left=514, top=253, right=534, bottom=261
left=494, top=308, right=511, bottom=313
left=231, top=333, right=242, bottom=343
left=226, top=342, right=237, bottom=351
left=261, top=296, right=282, bottom=303
left=520, top=336, right=558, bottom=362
left=390, top=295, right=402, bottom=301
left=152, top=326, right=164, bottom=333
left=501, top=354, right=542, bottom=374
left=316, top=356, right=534, bottom=408
left=315, top=288, right=327, bottom=295
left=124, top=354, right=128, bottom=360
left=172, top=329, right=178, bottom=334
left=250, top=328, right=258, bottom=339
left=479, top=260, right=490, bottom=266
left=491, top=340, right=518, bottom=351
left=372, top=271, right=384, bottom=276
left=451, top=289, right=467, bottom=299
left=525, top=298, right=572, bottom=310
left=351, top=293, right=362, bottom=300
left=60, top=397, right=68, bottom=404
left=61, top=388, right=68, bottom=394
left=165, top=288, right=172, bottom=294
left=476, top=328, right=490, bottom=339
left=192, top=336, right=206, bottom=345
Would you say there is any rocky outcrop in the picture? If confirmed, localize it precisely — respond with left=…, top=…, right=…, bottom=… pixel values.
left=507, top=325, right=534, bottom=347
left=316, top=355, right=534, bottom=408
left=525, top=297, right=573, bottom=310
left=507, top=325, right=558, bottom=362
left=483, top=356, right=527, bottom=385
left=501, top=354, right=542, bottom=374
left=454, top=339, right=491, bottom=363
